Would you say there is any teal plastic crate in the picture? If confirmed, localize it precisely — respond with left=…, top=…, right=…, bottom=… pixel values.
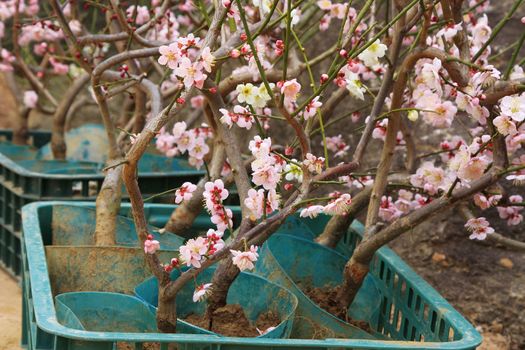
left=0, top=129, right=204, bottom=279
left=21, top=201, right=482, bottom=350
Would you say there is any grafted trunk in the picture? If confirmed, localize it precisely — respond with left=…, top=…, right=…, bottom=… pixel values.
left=206, top=258, right=240, bottom=314
left=157, top=286, right=178, bottom=333
left=94, top=166, right=123, bottom=246
left=338, top=254, right=371, bottom=310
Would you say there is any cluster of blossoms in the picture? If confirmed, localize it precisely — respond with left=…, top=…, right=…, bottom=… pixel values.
left=156, top=121, right=212, bottom=169
left=244, top=136, right=283, bottom=219
left=300, top=192, right=353, bottom=218
left=326, top=135, right=350, bottom=158
left=464, top=217, right=494, bottom=240
left=219, top=82, right=275, bottom=130
left=157, top=34, right=215, bottom=90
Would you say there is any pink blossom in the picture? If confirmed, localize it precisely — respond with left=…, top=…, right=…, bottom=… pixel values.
left=179, top=237, right=208, bottom=268
left=303, top=153, right=324, bottom=174
left=188, top=137, right=210, bottom=160
left=158, top=43, right=180, bottom=69
left=281, top=79, right=301, bottom=103
left=206, top=229, right=225, bottom=252
left=191, top=95, right=205, bottom=108
left=144, top=238, right=160, bottom=254
left=497, top=206, right=524, bottom=226
left=175, top=182, right=197, bottom=204
left=193, top=283, right=213, bottom=302
left=465, top=217, right=494, bottom=240
left=302, top=96, right=322, bottom=120
left=174, top=57, right=207, bottom=89
left=252, top=165, right=281, bottom=190
left=245, top=188, right=265, bottom=220
left=379, top=196, right=402, bottom=222
left=457, top=157, right=489, bottom=182
left=23, top=90, right=38, bottom=109
left=231, top=245, right=259, bottom=271
left=126, top=5, right=150, bottom=25
left=323, top=193, right=352, bottom=215
left=500, top=94, right=525, bottom=122
left=326, top=135, right=349, bottom=158
left=200, top=47, right=215, bottom=73
left=211, top=208, right=234, bottom=232
left=436, top=23, right=462, bottom=41
left=493, top=115, right=517, bottom=136
left=300, top=205, right=325, bottom=218
left=317, top=0, right=332, bottom=10
left=473, top=193, right=501, bottom=209
left=204, top=179, right=229, bottom=206
left=394, top=190, right=414, bottom=214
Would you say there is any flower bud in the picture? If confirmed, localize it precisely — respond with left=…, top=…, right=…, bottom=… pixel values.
left=230, top=49, right=240, bottom=58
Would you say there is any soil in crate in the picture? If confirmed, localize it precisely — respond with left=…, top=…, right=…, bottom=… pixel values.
left=184, top=304, right=280, bottom=337
left=301, top=284, right=372, bottom=334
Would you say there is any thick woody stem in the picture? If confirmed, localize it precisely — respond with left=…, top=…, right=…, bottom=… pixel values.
left=352, top=13, right=405, bottom=165
left=51, top=74, right=90, bottom=160
left=120, top=7, right=228, bottom=332
left=94, top=166, right=122, bottom=246
left=339, top=121, right=508, bottom=309
left=364, top=46, right=469, bottom=232
left=316, top=187, right=372, bottom=248
left=201, top=84, right=254, bottom=314
left=157, top=286, right=178, bottom=333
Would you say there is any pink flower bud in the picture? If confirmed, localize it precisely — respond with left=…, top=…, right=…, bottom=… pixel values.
left=320, top=73, right=329, bottom=84
left=339, top=49, right=347, bottom=57
left=230, top=49, right=240, bottom=58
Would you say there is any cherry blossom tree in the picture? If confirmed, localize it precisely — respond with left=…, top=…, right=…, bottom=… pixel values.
left=2, top=0, right=525, bottom=334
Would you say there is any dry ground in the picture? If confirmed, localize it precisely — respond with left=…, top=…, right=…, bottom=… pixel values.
left=0, top=272, right=22, bottom=350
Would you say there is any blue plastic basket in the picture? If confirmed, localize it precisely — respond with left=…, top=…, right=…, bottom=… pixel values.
left=0, top=129, right=203, bottom=279
left=21, top=201, right=482, bottom=349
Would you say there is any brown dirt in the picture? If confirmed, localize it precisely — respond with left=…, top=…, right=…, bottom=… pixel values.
left=389, top=208, right=525, bottom=350
left=184, top=304, right=280, bottom=337
left=302, top=285, right=372, bottom=333
left=0, top=271, right=23, bottom=350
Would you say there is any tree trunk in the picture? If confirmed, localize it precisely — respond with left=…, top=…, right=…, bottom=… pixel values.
left=94, top=166, right=122, bottom=246
left=206, top=258, right=239, bottom=314
left=338, top=254, right=371, bottom=310
left=12, top=109, right=29, bottom=146
left=164, top=179, right=206, bottom=237
left=51, top=74, right=90, bottom=160
left=157, top=286, right=178, bottom=333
